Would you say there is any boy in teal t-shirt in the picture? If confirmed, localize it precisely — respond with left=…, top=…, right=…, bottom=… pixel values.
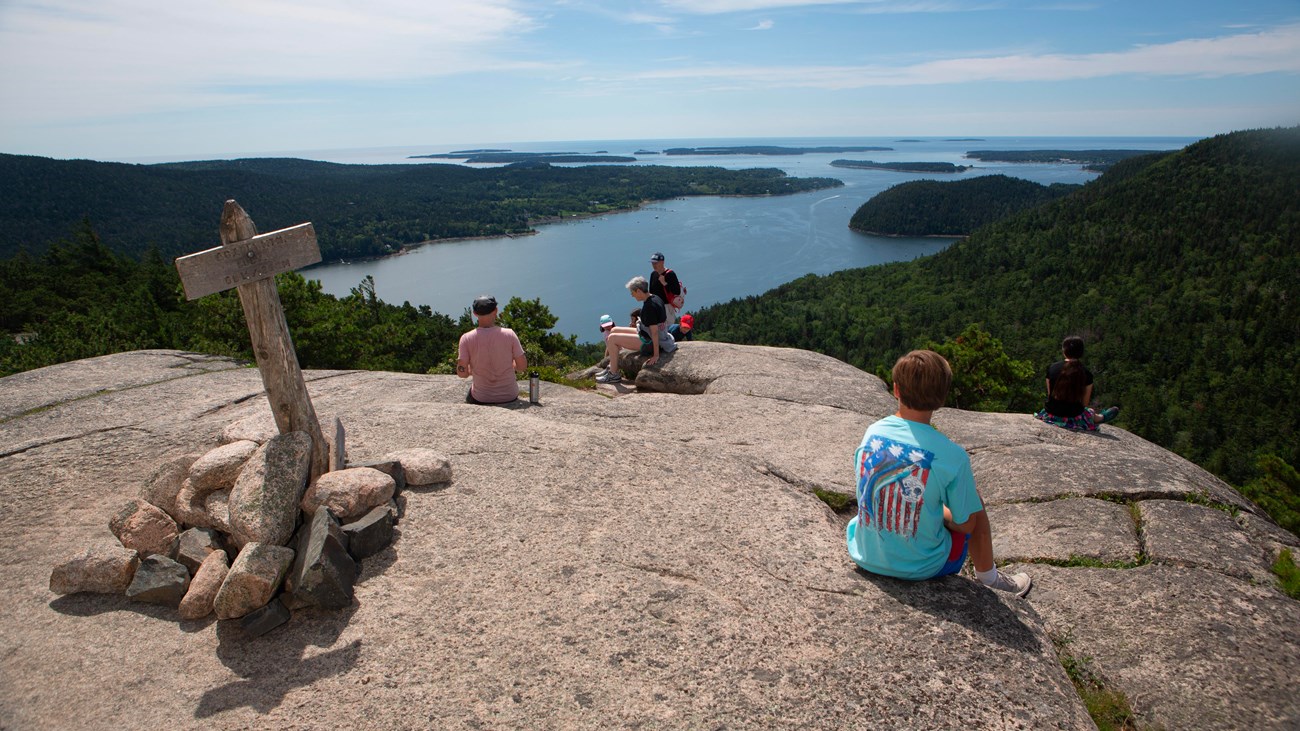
left=847, top=350, right=1031, bottom=595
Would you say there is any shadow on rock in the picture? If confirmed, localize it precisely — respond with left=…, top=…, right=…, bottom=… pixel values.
left=49, top=592, right=178, bottom=621
left=355, top=540, right=399, bottom=584
left=853, top=568, right=1042, bottom=653
left=195, top=605, right=361, bottom=719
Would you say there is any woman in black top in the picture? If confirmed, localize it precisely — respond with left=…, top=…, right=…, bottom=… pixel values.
left=1034, top=336, right=1119, bottom=431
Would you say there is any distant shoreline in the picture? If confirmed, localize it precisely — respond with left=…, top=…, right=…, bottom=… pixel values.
left=316, top=186, right=844, bottom=265
left=851, top=229, right=967, bottom=239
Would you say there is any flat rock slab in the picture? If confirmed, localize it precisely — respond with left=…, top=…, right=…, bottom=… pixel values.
left=1140, top=499, right=1276, bottom=582
left=3, top=346, right=1296, bottom=730
left=0, top=350, right=241, bottom=422
left=968, top=428, right=1252, bottom=510
left=1027, top=563, right=1300, bottom=730
left=989, top=498, right=1139, bottom=564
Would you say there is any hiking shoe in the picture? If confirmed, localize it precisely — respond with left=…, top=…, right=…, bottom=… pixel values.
left=986, top=571, right=1032, bottom=597
left=595, top=370, right=623, bottom=384
left=1100, top=406, right=1120, bottom=424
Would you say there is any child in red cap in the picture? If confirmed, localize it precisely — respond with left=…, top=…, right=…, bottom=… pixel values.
left=669, top=313, right=694, bottom=342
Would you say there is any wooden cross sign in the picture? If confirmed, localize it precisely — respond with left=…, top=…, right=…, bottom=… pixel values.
left=175, top=200, right=329, bottom=480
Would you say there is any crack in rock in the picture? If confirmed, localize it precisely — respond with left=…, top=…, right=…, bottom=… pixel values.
left=0, top=425, right=152, bottom=459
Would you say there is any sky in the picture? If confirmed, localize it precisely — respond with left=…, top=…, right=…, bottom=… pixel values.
left=1, top=0, right=1298, bottom=161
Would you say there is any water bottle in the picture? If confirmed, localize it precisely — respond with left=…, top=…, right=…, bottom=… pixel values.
left=529, top=371, right=540, bottom=404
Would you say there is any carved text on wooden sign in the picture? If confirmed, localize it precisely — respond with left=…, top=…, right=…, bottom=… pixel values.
left=174, top=223, right=320, bottom=301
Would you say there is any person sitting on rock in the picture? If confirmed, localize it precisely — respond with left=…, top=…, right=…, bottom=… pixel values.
left=847, top=350, right=1031, bottom=596
left=1034, top=335, right=1119, bottom=431
left=456, top=295, right=527, bottom=405
left=596, top=276, right=676, bottom=385
left=668, top=313, right=694, bottom=342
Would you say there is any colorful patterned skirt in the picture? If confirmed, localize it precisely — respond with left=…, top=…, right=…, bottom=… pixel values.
left=1034, top=409, right=1098, bottom=431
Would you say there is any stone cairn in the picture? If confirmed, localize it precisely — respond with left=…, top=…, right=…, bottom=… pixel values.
left=48, top=413, right=452, bottom=636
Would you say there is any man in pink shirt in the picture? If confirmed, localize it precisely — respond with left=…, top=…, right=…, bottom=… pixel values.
left=456, top=295, right=527, bottom=405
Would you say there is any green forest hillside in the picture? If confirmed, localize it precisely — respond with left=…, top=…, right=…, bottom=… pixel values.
left=0, top=154, right=838, bottom=263
left=849, top=174, right=1082, bottom=236
left=695, top=127, right=1300, bottom=486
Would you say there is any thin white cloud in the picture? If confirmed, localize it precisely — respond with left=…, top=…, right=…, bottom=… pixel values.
left=659, top=0, right=862, bottom=13
left=854, top=1, right=1002, bottom=13
left=620, top=22, right=1300, bottom=89
left=658, top=0, right=987, bottom=13
left=0, top=0, right=541, bottom=123
left=748, top=19, right=776, bottom=30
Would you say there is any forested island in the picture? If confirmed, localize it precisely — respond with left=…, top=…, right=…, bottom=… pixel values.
left=831, top=160, right=972, bottom=173
left=410, top=151, right=637, bottom=163
left=964, top=148, right=1173, bottom=170
left=663, top=146, right=892, bottom=155
left=0, top=154, right=840, bottom=263
left=694, top=127, right=1300, bottom=507
left=849, top=174, right=1080, bottom=236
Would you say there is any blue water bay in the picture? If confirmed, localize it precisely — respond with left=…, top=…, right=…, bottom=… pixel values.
left=301, top=136, right=1192, bottom=340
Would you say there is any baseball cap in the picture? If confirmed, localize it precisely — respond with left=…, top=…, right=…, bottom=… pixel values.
left=472, top=295, right=497, bottom=315
left=649, top=252, right=665, bottom=262
left=599, top=314, right=614, bottom=329
left=680, top=314, right=694, bottom=329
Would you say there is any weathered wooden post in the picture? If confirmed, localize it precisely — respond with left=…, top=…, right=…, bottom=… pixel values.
left=175, top=200, right=329, bottom=480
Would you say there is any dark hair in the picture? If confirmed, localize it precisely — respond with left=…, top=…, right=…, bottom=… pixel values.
left=1051, top=360, right=1089, bottom=404
left=1061, top=336, right=1085, bottom=359
left=891, top=350, right=952, bottom=411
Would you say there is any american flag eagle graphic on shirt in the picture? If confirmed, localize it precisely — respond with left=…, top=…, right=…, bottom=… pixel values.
left=856, top=436, right=934, bottom=539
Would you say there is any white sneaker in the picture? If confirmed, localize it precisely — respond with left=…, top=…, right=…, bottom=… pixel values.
left=595, top=370, right=623, bottom=384
left=986, top=571, right=1032, bottom=597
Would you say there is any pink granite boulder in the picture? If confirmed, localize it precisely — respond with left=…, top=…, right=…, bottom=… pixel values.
left=228, top=431, right=313, bottom=547
left=179, top=549, right=230, bottom=620
left=173, top=479, right=213, bottom=530
left=49, top=545, right=140, bottom=595
left=204, top=489, right=233, bottom=534
left=382, top=448, right=452, bottom=487
left=213, top=543, right=295, bottom=620
left=109, top=499, right=180, bottom=557
left=188, top=440, right=259, bottom=495
left=301, top=467, right=396, bottom=522
left=140, top=455, right=198, bottom=522
left=219, top=413, right=278, bottom=445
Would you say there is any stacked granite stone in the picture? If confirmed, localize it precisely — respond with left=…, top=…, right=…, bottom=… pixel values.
left=48, top=414, right=452, bottom=636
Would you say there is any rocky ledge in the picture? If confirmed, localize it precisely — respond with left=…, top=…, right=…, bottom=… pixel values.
left=0, top=344, right=1296, bottom=729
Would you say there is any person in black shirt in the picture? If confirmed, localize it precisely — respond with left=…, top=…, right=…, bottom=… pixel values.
left=596, top=276, right=677, bottom=384
left=648, top=252, right=682, bottom=323
left=1034, top=336, right=1119, bottom=430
